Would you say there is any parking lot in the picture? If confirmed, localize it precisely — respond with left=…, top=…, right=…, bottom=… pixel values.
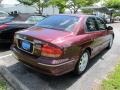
left=0, top=22, right=120, bottom=90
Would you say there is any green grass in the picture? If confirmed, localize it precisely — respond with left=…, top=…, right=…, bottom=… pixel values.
left=101, top=64, right=120, bottom=90
left=0, top=79, right=6, bottom=90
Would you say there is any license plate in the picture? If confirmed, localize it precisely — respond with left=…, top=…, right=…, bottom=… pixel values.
left=22, top=41, right=31, bottom=51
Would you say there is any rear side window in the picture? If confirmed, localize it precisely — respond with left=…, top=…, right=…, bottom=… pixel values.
left=86, top=17, right=97, bottom=32
left=96, top=17, right=106, bottom=30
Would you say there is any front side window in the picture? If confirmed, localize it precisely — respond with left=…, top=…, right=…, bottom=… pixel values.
left=86, top=17, right=97, bottom=32
left=35, top=15, right=79, bottom=32
left=96, top=17, right=106, bottom=30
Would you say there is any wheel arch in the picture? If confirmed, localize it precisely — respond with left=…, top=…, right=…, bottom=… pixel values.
left=85, top=47, right=92, bottom=56
left=74, top=46, right=91, bottom=75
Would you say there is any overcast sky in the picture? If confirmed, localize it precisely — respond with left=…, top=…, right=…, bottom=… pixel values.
left=1, top=0, right=19, bottom=4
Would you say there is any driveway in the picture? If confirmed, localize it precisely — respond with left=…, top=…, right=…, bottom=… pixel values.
left=0, top=23, right=120, bottom=90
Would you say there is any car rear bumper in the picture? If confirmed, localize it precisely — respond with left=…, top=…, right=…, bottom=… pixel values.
left=11, top=46, right=76, bottom=76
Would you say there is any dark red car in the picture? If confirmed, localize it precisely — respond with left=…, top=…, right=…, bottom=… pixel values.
left=11, top=14, right=114, bottom=76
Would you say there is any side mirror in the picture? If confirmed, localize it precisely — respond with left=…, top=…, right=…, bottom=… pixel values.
left=107, top=26, right=113, bottom=30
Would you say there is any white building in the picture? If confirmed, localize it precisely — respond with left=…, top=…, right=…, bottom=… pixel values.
left=0, top=0, right=59, bottom=15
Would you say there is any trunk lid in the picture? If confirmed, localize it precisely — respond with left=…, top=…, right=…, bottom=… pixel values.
left=17, top=26, right=73, bottom=43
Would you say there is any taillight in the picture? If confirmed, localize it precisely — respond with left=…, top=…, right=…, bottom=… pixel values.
left=0, top=24, right=8, bottom=30
left=41, top=44, right=63, bottom=58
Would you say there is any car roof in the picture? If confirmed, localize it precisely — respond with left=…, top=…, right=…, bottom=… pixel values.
left=53, top=14, right=95, bottom=18
left=30, top=15, right=46, bottom=17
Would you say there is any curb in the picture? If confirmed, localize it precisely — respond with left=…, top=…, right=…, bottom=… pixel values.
left=0, top=65, right=29, bottom=90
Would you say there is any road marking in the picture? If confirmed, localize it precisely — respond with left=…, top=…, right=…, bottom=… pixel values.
left=0, top=54, right=12, bottom=59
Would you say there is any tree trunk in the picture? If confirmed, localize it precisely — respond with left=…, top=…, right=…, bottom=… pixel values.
left=70, top=10, right=73, bottom=14
left=37, top=4, right=42, bottom=15
left=74, top=7, right=79, bottom=14
left=37, top=0, right=42, bottom=15
left=74, top=9, right=77, bottom=14
left=38, top=7, right=42, bottom=15
left=59, top=7, right=64, bottom=14
left=41, top=4, right=44, bottom=15
left=52, top=5, right=55, bottom=15
left=110, top=12, right=113, bottom=23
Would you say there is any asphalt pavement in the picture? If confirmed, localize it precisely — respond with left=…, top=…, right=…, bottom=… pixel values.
left=0, top=23, right=120, bottom=90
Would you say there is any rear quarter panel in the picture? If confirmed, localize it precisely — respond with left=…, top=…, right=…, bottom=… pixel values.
left=59, top=34, right=93, bottom=62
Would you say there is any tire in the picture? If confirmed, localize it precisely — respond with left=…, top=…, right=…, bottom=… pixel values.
left=107, top=36, right=113, bottom=49
left=74, top=50, right=90, bottom=75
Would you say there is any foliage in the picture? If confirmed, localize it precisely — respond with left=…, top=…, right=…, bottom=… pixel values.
left=17, top=0, right=49, bottom=14
left=17, top=0, right=33, bottom=5
left=104, top=0, right=120, bottom=9
left=0, top=80, right=6, bottom=90
left=81, top=9, right=93, bottom=14
left=113, top=13, right=120, bottom=17
left=101, top=62, right=120, bottom=90
left=49, top=0, right=67, bottom=13
left=18, top=0, right=100, bottom=14
left=67, top=0, right=99, bottom=13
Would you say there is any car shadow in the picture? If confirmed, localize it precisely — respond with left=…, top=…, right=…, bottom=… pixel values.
left=7, top=48, right=109, bottom=90
left=35, top=49, right=109, bottom=90
left=87, top=49, right=109, bottom=71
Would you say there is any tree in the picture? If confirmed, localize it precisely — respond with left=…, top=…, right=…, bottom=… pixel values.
left=67, top=0, right=99, bottom=13
left=49, top=0, right=67, bottom=13
left=81, top=9, right=93, bottom=14
left=17, top=0, right=49, bottom=15
left=104, top=0, right=120, bottom=9
left=104, top=0, right=120, bottom=22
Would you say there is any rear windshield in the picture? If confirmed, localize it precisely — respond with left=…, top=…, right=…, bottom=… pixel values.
left=35, top=15, right=79, bottom=32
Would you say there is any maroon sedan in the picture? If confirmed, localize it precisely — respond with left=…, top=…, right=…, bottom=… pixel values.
left=11, top=14, right=114, bottom=76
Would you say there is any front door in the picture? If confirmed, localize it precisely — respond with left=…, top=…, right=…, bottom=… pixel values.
left=95, top=17, right=110, bottom=49
left=85, top=17, right=106, bottom=57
